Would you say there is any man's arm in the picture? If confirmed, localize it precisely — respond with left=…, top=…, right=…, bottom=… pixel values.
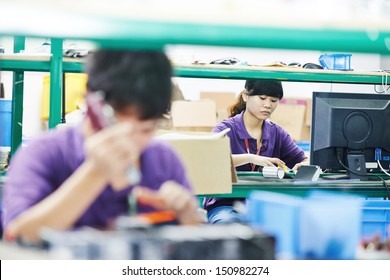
left=5, top=160, right=106, bottom=242
left=5, top=122, right=138, bottom=243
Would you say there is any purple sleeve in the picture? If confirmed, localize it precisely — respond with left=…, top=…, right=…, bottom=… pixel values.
left=212, top=121, right=235, bottom=141
left=212, top=122, right=229, bottom=133
left=2, top=138, right=59, bottom=228
left=279, top=129, right=307, bottom=168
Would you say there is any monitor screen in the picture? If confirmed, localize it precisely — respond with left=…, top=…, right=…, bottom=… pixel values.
left=310, top=91, right=390, bottom=180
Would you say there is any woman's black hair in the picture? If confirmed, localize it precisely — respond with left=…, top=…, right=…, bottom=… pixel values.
left=86, top=50, right=172, bottom=120
left=244, top=80, right=283, bottom=100
left=229, top=79, right=283, bottom=117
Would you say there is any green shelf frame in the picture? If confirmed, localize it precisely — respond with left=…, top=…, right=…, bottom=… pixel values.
left=1, top=59, right=387, bottom=84
left=1, top=5, right=390, bottom=54
left=1, top=51, right=389, bottom=155
left=198, top=172, right=390, bottom=199
left=0, top=60, right=83, bottom=73
left=1, top=4, right=389, bottom=155
left=173, top=65, right=388, bottom=84
left=0, top=60, right=51, bottom=72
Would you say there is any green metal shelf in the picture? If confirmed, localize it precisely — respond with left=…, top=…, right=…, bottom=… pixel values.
left=0, top=59, right=84, bottom=73
left=1, top=59, right=386, bottom=85
left=173, top=64, right=388, bottom=84
left=0, top=60, right=50, bottom=72
left=1, top=2, right=389, bottom=155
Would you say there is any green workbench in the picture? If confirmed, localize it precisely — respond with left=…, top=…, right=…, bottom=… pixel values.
left=200, top=172, right=390, bottom=199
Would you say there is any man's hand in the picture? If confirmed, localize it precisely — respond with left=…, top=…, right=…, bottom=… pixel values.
left=84, top=122, right=140, bottom=189
left=132, top=181, right=203, bottom=225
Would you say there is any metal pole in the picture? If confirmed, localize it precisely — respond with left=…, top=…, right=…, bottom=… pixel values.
left=10, top=36, right=25, bottom=155
left=48, top=38, right=63, bottom=129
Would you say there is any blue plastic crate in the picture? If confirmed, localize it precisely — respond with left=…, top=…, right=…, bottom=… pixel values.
left=361, top=200, right=390, bottom=241
left=0, top=99, right=12, bottom=147
left=247, top=192, right=302, bottom=259
left=296, top=141, right=310, bottom=152
left=319, top=54, right=352, bottom=70
left=246, top=190, right=362, bottom=260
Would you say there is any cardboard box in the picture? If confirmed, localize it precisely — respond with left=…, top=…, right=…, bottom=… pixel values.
left=200, top=91, right=236, bottom=124
left=200, top=91, right=236, bottom=111
left=305, top=98, right=312, bottom=127
left=155, top=130, right=235, bottom=195
left=270, top=98, right=312, bottom=141
left=171, top=100, right=217, bottom=132
left=216, top=109, right=229, bottom=123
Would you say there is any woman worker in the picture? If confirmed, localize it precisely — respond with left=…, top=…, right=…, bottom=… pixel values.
left=204, top=79, right=308, bottom=224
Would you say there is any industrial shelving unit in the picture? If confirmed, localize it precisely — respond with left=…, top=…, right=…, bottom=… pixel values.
left=0, top=2, right=390, bottom=155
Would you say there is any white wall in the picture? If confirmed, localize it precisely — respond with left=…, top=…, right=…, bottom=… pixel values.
left=0, top=38, right=387, bottom=138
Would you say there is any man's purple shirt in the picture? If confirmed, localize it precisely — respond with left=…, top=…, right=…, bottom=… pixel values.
left=2, top=125, right=192, bottom=229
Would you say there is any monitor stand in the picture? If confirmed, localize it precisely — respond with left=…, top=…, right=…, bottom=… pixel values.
left=346, top=153, right=368, bottom=181
left=322, top=153, right=368, bottom=181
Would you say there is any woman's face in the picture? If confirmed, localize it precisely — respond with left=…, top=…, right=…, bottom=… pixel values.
left=242, top=93, right=279, bottom=121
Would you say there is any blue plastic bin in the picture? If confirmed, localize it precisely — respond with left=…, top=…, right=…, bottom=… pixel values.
left=319, top=54, right=352, bottom=70
left=247, top=192, right=302, bottom=259
left=0, top=99, right=12, bottom=147
left=361, top=200, right=390, bottom=240
left=247, top=190, right=363, bottom=260
left=296, top=141, right=310, bottom=152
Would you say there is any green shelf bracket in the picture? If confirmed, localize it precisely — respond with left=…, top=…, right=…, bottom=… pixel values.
left=48, top=38, right=63, bottom=129
left=10, top=36, right=25, bottom=156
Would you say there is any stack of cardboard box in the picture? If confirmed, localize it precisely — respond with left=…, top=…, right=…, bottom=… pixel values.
left=169, top=91, right=236, bottom=132
left=270, top=98, right=312, bottom=142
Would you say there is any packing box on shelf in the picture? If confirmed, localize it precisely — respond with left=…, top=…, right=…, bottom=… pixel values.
left=270, top=98, right=312, bottom=141
left=155, top=129, right=235, bottom=195
left=170, top=100, right=217, bottom=132
left=200, top=91, right=236, bottom=123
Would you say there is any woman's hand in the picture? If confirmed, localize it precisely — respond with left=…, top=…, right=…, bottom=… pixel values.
left=84, top=122, right=140, bottom=190
left=251, top=154, right=285, bottom=167
left=132, top=181, right=203, bottom=225
left=292, top=159, right=309, bottom=170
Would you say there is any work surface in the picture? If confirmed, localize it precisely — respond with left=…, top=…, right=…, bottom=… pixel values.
left=202, top=172, right=390, bottom=198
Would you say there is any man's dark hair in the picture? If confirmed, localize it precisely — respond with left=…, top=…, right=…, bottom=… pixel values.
left=86, top=50, right=172, bottom=119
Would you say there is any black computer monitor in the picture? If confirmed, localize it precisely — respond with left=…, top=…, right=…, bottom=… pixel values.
left=310, top=91, right=390, bottom=180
